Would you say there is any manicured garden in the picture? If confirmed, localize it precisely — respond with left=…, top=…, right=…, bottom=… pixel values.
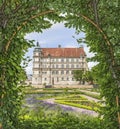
left=23, top=86, right=102, bottom=112
left=19, top=86, right=108, bottom=129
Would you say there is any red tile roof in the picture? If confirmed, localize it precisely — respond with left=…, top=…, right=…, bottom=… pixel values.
left=41, top=48, right=86, bottom=57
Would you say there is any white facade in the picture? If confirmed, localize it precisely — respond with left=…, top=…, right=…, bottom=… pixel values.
left=32, top=46, right=88, bottom=85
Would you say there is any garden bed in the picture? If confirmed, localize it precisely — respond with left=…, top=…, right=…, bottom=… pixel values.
left=55, top=99, right=100, bottom=112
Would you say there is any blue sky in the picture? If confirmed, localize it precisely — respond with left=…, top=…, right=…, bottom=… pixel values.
left=25, top=22, right=95, bottom=75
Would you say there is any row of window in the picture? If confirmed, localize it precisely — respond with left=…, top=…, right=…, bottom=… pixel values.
left=51, top=70, right=72, bottom=74
left=34, top=57, right=85, bottom=62
left=44, top=77, right=74, bottom=81
left=34, top=63, right=84, bottom=69
left=33, top=70, right=73, bottom=75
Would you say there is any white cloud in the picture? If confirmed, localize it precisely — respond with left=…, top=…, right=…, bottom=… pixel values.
left=88, top=62, right=98, bottom=70
left=84, top=46, right=95, bottom=58
left=50, top=22, right=65, bottom=30
left=25, top=60, right=33, bottom=75
left=64, top=44, right=78, bottom=48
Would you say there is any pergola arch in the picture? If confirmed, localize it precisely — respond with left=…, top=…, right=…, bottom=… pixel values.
left=0, top=1, right=120, bottom=128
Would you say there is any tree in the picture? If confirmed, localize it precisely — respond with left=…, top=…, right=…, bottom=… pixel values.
left=84, top=70, right=94, bottom=85
left=0, top=0, right=119, bottom=128
left=73, top=70, right=84, bottom=84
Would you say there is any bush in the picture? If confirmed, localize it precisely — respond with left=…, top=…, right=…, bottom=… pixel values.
left=19, top=109, right=102, bottom=129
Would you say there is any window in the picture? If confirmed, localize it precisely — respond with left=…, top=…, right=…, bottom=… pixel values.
left=62, top=64, right=64, bottom=68
left=56, top=64, right=58, bottom=68
left=34, top=58, right=39, bottom=62
left=61, top=58, right=64, bottom=62
left=52, top=64, right=54, bottom=68
left=44, top=64, right=46, bottom=68
left=72, top=64, right=74, bottom=68
left=66, top=64, right=69, bottom=68
left=71, top=58, right=74, bottom=62
left=35, top=52, right=39, bottom=56
left=67, top=77, right=69, bottom=81
left=66, top=58, right=69, bottom=62
left=61, top=71, right=64, bottom=74
left=66, top=70, right=69, bottom=74
left=62, top=77, right=64, bottom=81
left=44, top=78, right=47, bottom=81
left=56, top=58, right=58, bottom=62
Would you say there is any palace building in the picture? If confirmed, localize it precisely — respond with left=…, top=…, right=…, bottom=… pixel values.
left=32, top=43, right=88, bottom=85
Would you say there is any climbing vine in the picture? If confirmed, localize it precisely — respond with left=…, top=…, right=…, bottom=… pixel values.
left=0, top=0, right=119, bottom=129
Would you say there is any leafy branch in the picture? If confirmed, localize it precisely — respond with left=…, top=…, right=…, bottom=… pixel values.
left=5, top=10, right=54, bottom=52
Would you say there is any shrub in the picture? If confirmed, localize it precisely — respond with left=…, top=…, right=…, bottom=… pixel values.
left=19, top=109, right=102, bottom=129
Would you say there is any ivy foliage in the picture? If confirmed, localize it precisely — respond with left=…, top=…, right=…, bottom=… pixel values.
left=59, top=1, right=120, bottom=128
left=0, top=1, right=63, bottom=129
left=0, top=0, right=120, bottom=129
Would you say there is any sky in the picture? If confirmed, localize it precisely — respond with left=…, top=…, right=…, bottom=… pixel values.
left=24, top=22, right=96, bottom=75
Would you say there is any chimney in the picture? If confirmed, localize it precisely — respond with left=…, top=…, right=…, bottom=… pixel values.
left=58, top=45, right=61, bottom=48
left=36, top=41, right=40, bottom=47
